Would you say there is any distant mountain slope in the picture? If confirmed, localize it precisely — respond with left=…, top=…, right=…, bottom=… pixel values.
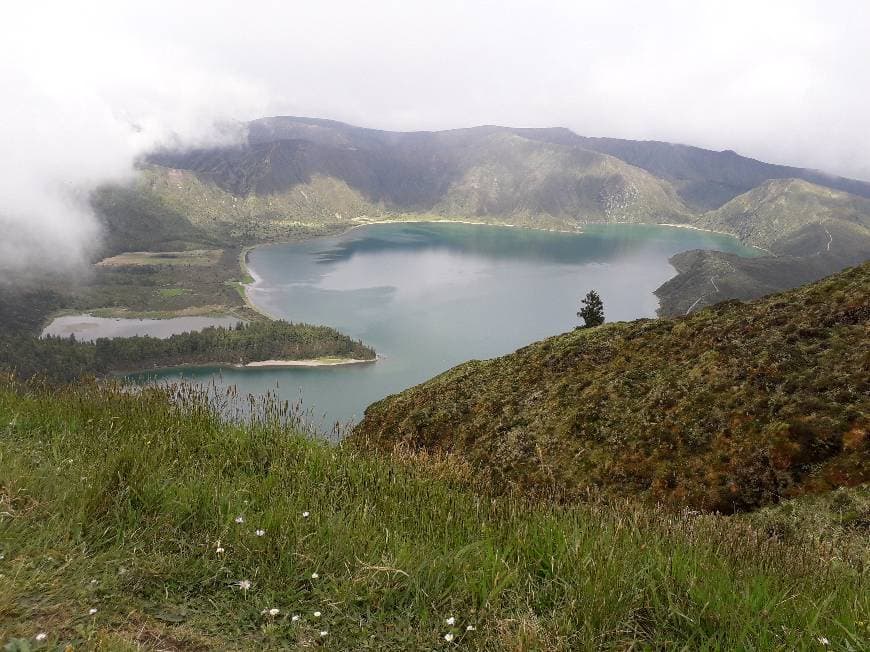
left=501, top=127, right=870, bottom=211
left=654, top=242, right=865, bottom=316
left=700, top=178, right=870, bottom=251
left=144, top=116, right=870, bottom=238
left=352, top=263, right=870, bottom=512
left=654, top=180, right=870, bottom=314
left=245, top=116, right=870, bottom=210
left=149, top=127, right=693, bottom=225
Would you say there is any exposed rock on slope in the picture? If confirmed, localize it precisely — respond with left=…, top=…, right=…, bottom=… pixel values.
left=351, top=263, right=870, bottom=512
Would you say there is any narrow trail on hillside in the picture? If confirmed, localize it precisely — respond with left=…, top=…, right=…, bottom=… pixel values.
left=685, top=275, right=720, bottom=315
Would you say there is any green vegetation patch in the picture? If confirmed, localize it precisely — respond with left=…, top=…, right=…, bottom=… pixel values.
left=0, top=379, right=866, bottom=649
left=0, top=321, right=375, bottom=383
left=156, top=287, right=190, bottom=298
left=97, top=249, right=223, bottom=268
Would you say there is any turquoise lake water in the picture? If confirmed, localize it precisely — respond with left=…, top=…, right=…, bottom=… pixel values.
left=133, top=222, right=756, bottom=434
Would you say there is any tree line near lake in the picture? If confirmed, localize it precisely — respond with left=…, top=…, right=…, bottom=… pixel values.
left=0, top=320, right=376, bottom=383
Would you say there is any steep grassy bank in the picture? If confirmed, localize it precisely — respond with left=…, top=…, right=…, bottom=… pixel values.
left=0, top=379, right=867, bottom=650
left=353, top=263, right=870, bottom=512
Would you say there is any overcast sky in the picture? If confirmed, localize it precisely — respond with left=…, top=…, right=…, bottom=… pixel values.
left=2, top=0, right=869, bottom=276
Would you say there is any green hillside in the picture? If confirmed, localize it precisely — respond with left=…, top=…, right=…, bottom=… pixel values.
left=247, top=116, right=870, bottom=210
left=700, top=178, right=870, bottom=252
left=148, top=130, right=693, bottom=227
left=655, top=180, right=870, bottom=314
left=1, top=378, right=867, bottom=650
left=352, top=263, right=870, bottom=512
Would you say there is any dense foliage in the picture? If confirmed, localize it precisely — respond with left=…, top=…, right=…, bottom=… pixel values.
left=577, top=290, right=605, bottom=328
left=353, top=263, right=870, bottom=512
left=0, top=378, right=866, bottom=649
left=0, top=320, right=375, bottom=382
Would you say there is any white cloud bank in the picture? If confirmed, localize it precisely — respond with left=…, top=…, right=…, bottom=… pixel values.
left=2, top=0, right=868, bottom=277
left=0, top=3, right=268, bottom=279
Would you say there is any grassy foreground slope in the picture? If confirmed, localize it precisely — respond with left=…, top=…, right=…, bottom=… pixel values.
left=0, top=379, right=867, bottom=650
left=353, top=263, right=870, bottom=512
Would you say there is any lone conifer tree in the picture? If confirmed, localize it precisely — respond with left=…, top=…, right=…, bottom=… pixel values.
left=578, top=290, right=605, bottom=328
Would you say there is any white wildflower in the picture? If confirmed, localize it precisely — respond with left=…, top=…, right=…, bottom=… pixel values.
left=268, top=608, right=280, bottom=616
left=446, top=616, right=455, bottom=625
left=234, top=515, right=245, bottom=524
left=255, top=529, right=266, bottom=537
left=216, top=547, right=225, bottom=554
left=444, top=632, right=455, bottom=642
left=466, top=625, right=476, bottom=631
left=90, top=579, right=98, bottom=585
left=320, top=630, right=328, bottom=637
left=291, top=614, right=300, bottom=622
left=818, top=637, right=830, bottom=646
left=311, top=572, right=319, bottom=579
left=237, top=579, right=251, bottom=591
left=88, top=608, right=98, bottom=615
left=302, top=511, right=310, bottom=518
left=313, top=611, right=321, bottom=617
left=35, top=633, right=47, bottom=642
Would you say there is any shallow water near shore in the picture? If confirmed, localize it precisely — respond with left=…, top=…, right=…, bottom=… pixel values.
left=131, top=222, right=757, bottom=434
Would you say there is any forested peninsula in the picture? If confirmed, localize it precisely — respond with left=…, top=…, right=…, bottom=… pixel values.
left=0, top=321, right=375, bottom=383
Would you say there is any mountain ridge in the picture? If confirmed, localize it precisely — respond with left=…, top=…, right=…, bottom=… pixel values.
left=243, top=116, right=870, bottom=209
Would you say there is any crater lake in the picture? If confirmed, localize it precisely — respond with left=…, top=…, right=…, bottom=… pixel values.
left=131, top=222, right=758, bottom=434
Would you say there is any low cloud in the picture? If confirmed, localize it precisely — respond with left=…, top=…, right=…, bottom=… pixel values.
left=0, top=4, right=268, bottom=280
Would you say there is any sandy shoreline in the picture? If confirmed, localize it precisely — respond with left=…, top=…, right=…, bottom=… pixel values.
left=244, top=357, right=376, bottom=368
